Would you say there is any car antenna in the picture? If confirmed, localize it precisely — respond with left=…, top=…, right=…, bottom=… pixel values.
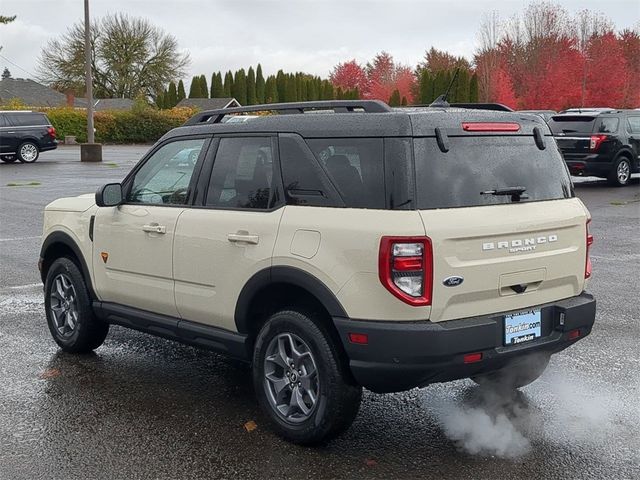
left=429, top=67, right=460, bottom=108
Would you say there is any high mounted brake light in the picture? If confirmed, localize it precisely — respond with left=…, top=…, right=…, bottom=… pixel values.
left=589, top=134, right=607, bottom=151
left=379, top=236, right=433, bottom=306
left=461, top=122, right=521, bottom=132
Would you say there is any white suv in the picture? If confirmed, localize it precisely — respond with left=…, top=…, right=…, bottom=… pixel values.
left=39, top=101, right=596, bottom=444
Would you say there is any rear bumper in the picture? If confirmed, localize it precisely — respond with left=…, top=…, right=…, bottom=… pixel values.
left=563, top=153, right=613, bottom=176
left=334, top=292, right=596, bottom=393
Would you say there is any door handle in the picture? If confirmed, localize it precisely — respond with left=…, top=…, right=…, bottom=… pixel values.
left=142, top=224, right=166, bottom=234
left=227, top=232, right=259, bottom=245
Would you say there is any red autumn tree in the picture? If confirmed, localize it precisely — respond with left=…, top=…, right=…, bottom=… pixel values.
left=584, top=32, right=628, bottom=106
left=619, top=29, right=640, bottom=107
left=330, top=60, right=369, bottom=94
left=365, top=52, right=416, bottom=103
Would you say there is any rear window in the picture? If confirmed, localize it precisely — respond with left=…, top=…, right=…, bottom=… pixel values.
left=307, top=138, right=385, bottom=208
left=548, top=116, right=596, bottom=135
left=6, top=113, right=48, bottom=127
left=414, top=136, right=573, bottom=209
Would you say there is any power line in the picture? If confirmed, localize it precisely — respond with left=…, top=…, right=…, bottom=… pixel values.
left=0, top=53, right=38, bottom=79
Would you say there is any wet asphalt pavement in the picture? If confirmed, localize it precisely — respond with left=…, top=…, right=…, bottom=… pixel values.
left=0, top=147, right=639, bottom=480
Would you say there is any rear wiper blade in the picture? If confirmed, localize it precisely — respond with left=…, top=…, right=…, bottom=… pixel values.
left=481, top=186, right=528, bottom=202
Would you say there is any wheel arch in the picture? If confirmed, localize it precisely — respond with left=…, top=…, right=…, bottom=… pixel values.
left=40, top=231, right=96, bottom=300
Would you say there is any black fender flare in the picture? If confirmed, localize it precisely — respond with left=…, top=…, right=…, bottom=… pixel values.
left=40, top=231, right=96, bottom=300
left=234, top=266, right=347, bottom=334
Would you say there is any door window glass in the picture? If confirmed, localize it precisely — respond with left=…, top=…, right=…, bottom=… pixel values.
left=206, top=137, right=274, bottom=209
left=127, top=138, right=205, bottom=205
left=627, top=117, right=640, bottom=134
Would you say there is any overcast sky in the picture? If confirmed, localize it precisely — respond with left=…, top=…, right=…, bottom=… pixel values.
left=2, top=0, right=639, bottom=82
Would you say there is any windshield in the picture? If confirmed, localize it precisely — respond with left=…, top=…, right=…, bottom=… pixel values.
left=414, top=136, right=573, bottom=209
left=548, top=116, right=596, bottom=135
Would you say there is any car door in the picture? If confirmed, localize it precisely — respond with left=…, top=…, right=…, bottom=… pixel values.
left=0, top=113, right=18, bottom=154
left=93, top=137, right=209, bottom=317
left=173, top=135, right=284, bottom=331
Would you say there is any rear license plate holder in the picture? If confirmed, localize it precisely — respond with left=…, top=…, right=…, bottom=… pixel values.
left=504, top=310, right=542, bottom=346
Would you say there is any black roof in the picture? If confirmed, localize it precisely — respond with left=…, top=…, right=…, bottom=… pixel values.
left=163, top=101, right=548, bottom=141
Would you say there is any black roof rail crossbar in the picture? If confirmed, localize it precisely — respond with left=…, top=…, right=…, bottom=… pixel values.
left=184, top=100, right=392, bottom=125
left=449, top=103, right=514, bottom=112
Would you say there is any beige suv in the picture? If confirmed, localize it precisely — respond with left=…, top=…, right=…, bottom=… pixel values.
left=39, top=101, right=596, bottom=444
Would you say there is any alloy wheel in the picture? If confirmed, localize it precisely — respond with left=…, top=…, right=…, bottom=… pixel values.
left=617, top=160, right=630, bottom=184
left=20, top=143, right=38, bottom=162
left=49, top=273, right=79, bottom=337
left=263, top=333, right=319, bottom=423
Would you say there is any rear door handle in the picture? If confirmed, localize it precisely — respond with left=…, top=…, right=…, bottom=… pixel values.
left=142, top=224, right=166, bottom=234
left=227, top=232, right=259, bottom=245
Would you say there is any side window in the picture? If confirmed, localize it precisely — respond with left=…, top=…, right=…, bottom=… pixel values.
left=0, top=115, right=6, bottom=127
left=307, top=138, right=385, bottom=208
left=127, top=138, right=205, bottom=205
left=205, top=137, right=274, bottom=209
left=6, top=113, right=46, bottom=126
left=279, top=134, right=343, bottom=207
left=627, top=117, right=640, bottom=134
left=596, top=117, right=619, bottom=133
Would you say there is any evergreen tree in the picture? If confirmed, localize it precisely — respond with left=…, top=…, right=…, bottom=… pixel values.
left=284, top=74, right=297, bottom=102
left=246, top=66, right=257, bottom=105
left=1, top=67, right=11, bottom=79
left=256, top=64, right=265, bottom=103
left=321, top=80, right=334, bottom=100
left=223, top=71, right=233, bottom=97
left=265, top=76, right=278, bottom=103
left=419, top=70, right=434, bottom=104
left=299, top=75, right=308, bottom=101
left=433, top=70, right=448, bottom=99
left=177, top=80, right=186, bottom=102
left=307, top=79, right=318, bottom=101
left=388, top=89, right=401, bottom=106
left=167, top=81, right=178, bottom=107
left=353, top=87, right=360, bottom=100
left=401, top=96, right=408, bottom=106
left=211, top=72, right=224, bottom=98
left=233, top=69, right=247, bottom=104
left=200, top=74, right=209, bottom=98
left=336, top=87, right=344, bottom=100
left=455, top=69, right=470, bottom=103
left=156, top=90, right=165, bottom=109
left=469, top=73, right=479, bottom=103
left=188, top=76, right=201, bottom=98
left=276, top=70, right=286, bottom=103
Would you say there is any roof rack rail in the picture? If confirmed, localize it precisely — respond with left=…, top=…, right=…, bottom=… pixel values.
left=410, top=103, right=513, bottom=112
left=184, top=100, right=392, bottom=125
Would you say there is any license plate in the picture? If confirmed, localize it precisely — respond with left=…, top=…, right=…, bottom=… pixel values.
left=504, top=310, right=541, bottom=345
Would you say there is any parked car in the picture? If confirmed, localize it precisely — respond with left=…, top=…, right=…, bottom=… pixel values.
left=0, top=111, right=57, bottom=163
left=518, top=110, right=557, bottom=122
left=39, top=100, right=596, bottom=444
left=549, top=110, right=640, bottom=186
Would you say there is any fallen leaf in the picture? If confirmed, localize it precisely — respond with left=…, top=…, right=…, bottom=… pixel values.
left=39, top=368, right=61, bottom=379
left=364, top=458, right=377, bottom=466
left=244, top=420, right=258, bottom=432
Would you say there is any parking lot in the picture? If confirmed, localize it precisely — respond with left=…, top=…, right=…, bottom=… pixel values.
left=0, top=146, right=639, bottom=479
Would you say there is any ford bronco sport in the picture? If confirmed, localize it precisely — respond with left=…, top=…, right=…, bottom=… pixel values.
left=39, top=100, right=596, bottom=444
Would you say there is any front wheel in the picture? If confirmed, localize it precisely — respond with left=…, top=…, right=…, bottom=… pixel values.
left=253, top=310, right=362, bottom=445
left=472, top=354, right=550, bottom=390
left=44, top=257, right=109, bottom=353
left=608, top=157, right=632, bottom=186
left=17, top=141, right=40, bottom=163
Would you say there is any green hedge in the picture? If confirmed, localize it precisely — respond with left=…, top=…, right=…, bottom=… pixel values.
left=41, top=106, right=198, bottom=144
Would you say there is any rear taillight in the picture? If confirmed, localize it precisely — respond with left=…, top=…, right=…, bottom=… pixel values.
left=589, top=134, right=607, bottom=151
left=585, top=219, right=594, bottom=279
left=461, top=122, right=521, bottom=132
left=379, top=236, right=432, bottom=306
left=47, top=126, right=56, bottom=139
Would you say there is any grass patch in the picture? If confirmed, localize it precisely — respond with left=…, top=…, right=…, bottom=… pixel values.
left=6, top=181, right=41, bottom=187
left=610, top=200, right=626, bottom=206
left=104, top=162, right=118, bottom=168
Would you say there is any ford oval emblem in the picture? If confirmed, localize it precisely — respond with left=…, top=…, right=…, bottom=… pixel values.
left=443, top=276, right=464, bottom=287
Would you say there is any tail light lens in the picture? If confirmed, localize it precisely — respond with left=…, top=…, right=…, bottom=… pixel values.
left=379, top=236, right=432, bottom=306
left=47, top=127, right=56, bottom=139
left=585, top=219, right=593, bottom=279
left=589, top=134, right=607, bottom=151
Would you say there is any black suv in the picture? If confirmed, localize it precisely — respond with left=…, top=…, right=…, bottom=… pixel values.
left=0, top=111, right=58, bottom=163
left=549, top=110, right=640, bottom=186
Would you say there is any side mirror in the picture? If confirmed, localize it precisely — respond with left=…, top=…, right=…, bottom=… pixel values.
left=96, top=183, right=123, bottom=207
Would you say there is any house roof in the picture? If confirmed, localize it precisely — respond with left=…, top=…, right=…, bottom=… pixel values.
left=176, top=98, right=240, bottom=110
left=0, top=78, right=67, bottom=107
left=93, top=98, right=135, bottom=111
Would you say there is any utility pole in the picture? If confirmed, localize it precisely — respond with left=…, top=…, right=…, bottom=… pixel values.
left=81, top=0, right=101, bottom=161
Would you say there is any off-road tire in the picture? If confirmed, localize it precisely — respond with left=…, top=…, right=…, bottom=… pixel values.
left=253, top=309, right=362, bottom=445
left=44, top=257, right=109, bottom=353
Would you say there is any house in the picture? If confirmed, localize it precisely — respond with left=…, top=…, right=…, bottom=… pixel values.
left=0, top=77, right=68, bottom=107
left=92, top=98, right=135, bottom=111
left=176, top=97, right=241, bottom=110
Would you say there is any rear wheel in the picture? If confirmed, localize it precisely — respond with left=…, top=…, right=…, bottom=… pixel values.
left=17, top=141, right=40, bottom=163
left=472, top=354, right=550, bottom=390
left=608, top=157, right=631, bottom=186
left=253, top=309, right=362, bottom=444
left=44, top=257, right=109, bottom=353
left=1, top=155, right=17, bottom=163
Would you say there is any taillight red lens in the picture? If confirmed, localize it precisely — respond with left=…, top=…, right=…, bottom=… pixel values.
left=461, top=122, right=520, bottom=132
left=585, top=219, right=593, bottom=279
left=348, top=333, right=369, bottom=345
left=463, top=352, right=483, bottom=364
left=379, top=236, right=433, bottom=306
left=47, top=127, right=56, bottom=139
left=589, top=134, right=607, bottom=151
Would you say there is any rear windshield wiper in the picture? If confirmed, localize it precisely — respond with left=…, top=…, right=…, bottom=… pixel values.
left=481, top=186, right=528, bottom=202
